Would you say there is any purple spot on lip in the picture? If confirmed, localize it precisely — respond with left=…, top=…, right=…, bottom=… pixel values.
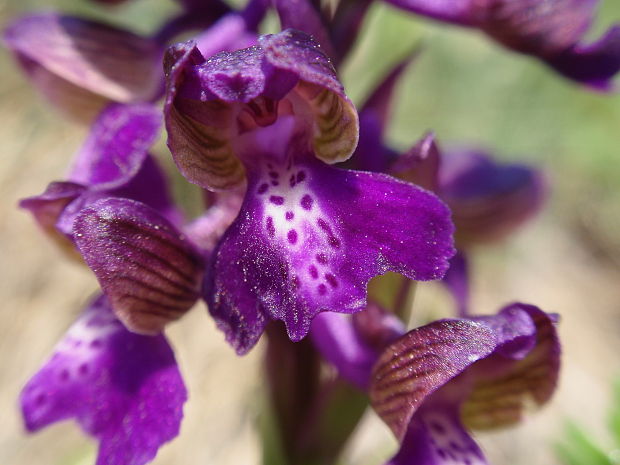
left=300, top=194, right=313, bottom=210
left=316, top=253, right=328, bottom=264
left=328, top=236, right=341, bottom=248
left=289, top=175, right=296, bottom=187
left=318, top=284, right=327, bottom=295
left=269, top=171, right=279, bottom=179
left=59, top=370, right=70, bottom=382
left=317, top=218, right=332, bottom=233
left=285, top=211, right=294, bottom=220
left=271, top=180, right=279, bottom=186
left=270, top=195, right=285, bottom=205
left=257, top=183, right=269, bottom=194
left=430, top=422, right=445, bottom=434
left=90, top=339, right=102, bottom=348
left=287, top=229, right=298, bottom=244
left=78, top=363, right=89, bottom=376
left=325, top=273, right=338, bottom=288
left=309, top=265, right=318, bottom=279
left=297, top=171, right=306, bottom=183
left=266, top=216, right=275, bottom=237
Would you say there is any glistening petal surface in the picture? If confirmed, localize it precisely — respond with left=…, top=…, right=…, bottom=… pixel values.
left=205, top=157, right=454, bottom=354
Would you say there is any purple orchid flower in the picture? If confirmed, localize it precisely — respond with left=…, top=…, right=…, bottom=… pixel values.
left=384, top=0, right=620, bottom=89
left=20, top=294, right=188, bottom=465
left=163, top=29, right=455, bottom=354
left=3, top=13, right=164, bottom=121
left=312, top=302, right=560, bottom=464
left=19, top=103, right=215, bottom=334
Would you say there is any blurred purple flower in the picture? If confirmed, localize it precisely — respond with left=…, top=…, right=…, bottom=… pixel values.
left=384, top=0, right=620, bottom=89
left=3, top=13, right=164, bottom=121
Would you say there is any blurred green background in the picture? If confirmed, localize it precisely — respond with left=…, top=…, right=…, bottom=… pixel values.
left=0, top=1, right=619, bottom=464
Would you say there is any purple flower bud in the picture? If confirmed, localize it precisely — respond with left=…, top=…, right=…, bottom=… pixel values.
left=439, top=148, right=546, bottom=246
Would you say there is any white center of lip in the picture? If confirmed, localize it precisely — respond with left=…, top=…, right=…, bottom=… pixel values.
left=256, top=162, right=341, bottom=298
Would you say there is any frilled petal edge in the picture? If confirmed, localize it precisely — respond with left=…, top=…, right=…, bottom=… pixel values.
left=204, top=156, right=454, bottom=354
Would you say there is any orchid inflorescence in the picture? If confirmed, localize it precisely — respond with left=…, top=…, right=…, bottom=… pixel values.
left=5, top=0, right=617, bottom=464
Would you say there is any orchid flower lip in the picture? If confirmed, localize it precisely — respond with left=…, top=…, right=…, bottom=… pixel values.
left=20, top=294, right=187, bottom=465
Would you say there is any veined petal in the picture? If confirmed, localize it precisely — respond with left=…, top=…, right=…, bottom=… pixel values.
left=164, top=29, right=358, bottom=191
left=164, top=42, right=243, bottom=190
left=370, top=319, right=496, bottom=440
left=12, top=55, right=109, bottom=121
left=204, top=155, right=454, bottom=354
left=462, top=305, right=560, bottom=430
left=370, top=304, right=560, bottom=443
left=20, top=295, right=187, bottom=465
left=4, top=13, right=162, bottom=119
left=478, top=0, right=596, bottom=55
left=261, top=30, right=359, bottom=163
left=74, top=198, right=205, bottom=334
left=68, top=103, right=161, bottom=189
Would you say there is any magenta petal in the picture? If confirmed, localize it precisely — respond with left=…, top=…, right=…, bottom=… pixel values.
left=273, top=0, right=337, bottom=63
left=441, top=251, right=470, bottom=317
left=546, top=25, right=620, bottom=90
left=204, top=158, right=454, bottom=354
left=390, top=131, right=441, bottom=192
left=310, top=312, right=379, bottom=389
left=19, top=181, right=86, bottom=236
left=68, top=103, right=161, bottom=189
left=387, top=407, right=488, bottom=465
left=20, top=295, right=187, bottom=465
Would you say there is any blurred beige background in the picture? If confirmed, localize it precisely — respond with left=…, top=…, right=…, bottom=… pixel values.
left=1, top=1, right=619, bottom=464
